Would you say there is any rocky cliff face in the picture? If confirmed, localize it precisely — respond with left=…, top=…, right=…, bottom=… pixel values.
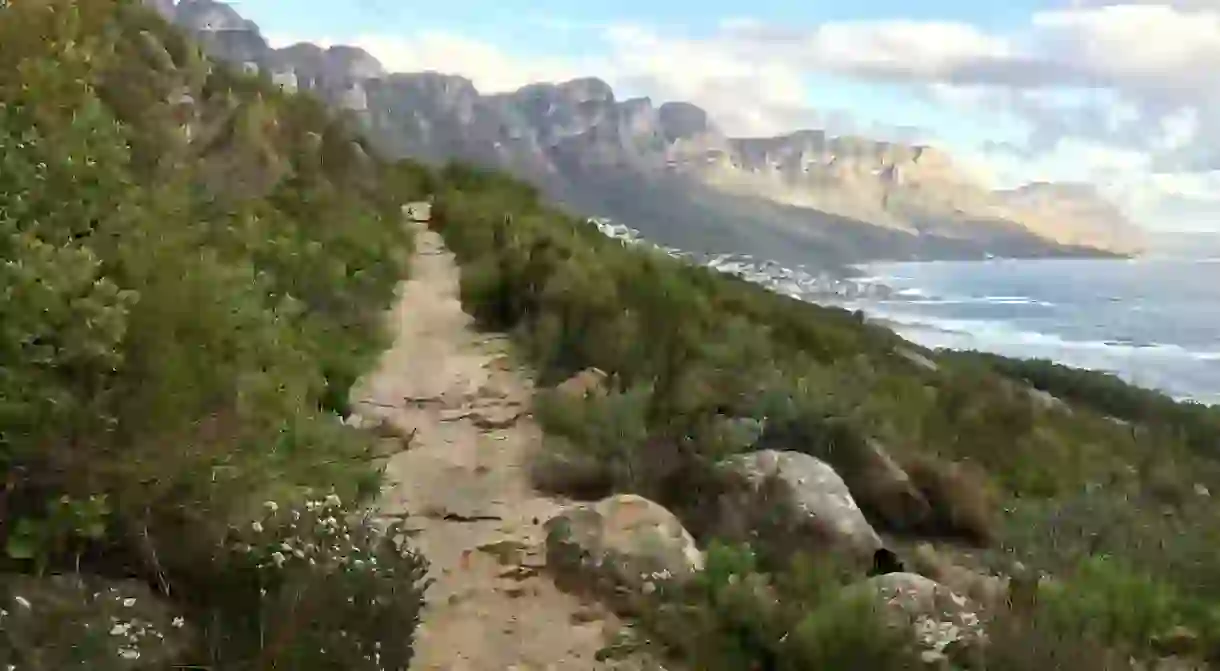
left=153, top=0, right=1144, bottom=265
left=992, top=182, right=1142, bottom=253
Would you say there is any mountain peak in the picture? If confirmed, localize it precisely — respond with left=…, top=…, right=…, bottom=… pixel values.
left=169, top=0, right=1140, bottom=260
left=557, top=77, right=615, bottom=102
left=658, top=101, right=718, bottom=142
left=173, top=0, right=256, bottom=32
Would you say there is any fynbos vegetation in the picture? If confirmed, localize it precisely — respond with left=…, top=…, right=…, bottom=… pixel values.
left=430, top=163, right=1220, bottom=668
left=1, top=0, right=429, bottom=667
left=5, top=1, right=1220, bottom=669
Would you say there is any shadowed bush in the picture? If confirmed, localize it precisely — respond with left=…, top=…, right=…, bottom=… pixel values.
left=902, top=454, right=999, bottom=544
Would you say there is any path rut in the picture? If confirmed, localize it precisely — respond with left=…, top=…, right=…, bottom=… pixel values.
left=349, top=224, right=650, bottom=671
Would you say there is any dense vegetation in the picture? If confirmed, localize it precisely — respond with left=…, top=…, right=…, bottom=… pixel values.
left=975, top=353, right=1220, bottom=459
left=430, top=163, right=1220, bottom=668
left=6, top=1, right=1220, bottom=668
left=0, top=1, right=431, bottom=667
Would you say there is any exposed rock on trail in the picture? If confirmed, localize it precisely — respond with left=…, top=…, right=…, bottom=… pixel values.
left=348, top=224, right=658, bottom=670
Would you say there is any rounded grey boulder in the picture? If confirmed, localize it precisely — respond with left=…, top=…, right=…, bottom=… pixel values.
left=544, top=494, right=703, bottom=607
left=712, top=449, right=884, bottom=564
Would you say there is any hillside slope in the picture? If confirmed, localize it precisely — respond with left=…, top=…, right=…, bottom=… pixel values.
left=5, top=2, right=1219, bottom=670
left=429, top=164, right=1220, bottom=668
left=155, top=0, right=1142, bottom=267
left=1, top=1, right=431, bottom=667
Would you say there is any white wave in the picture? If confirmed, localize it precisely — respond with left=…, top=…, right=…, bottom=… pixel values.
left=879, top=294, right=1055, bottom=308
left=980, top=295, right=1052, bottom=306
left=868, top=310, right=1220, bottom=363
left=583, top=217, right=1218, bottom=403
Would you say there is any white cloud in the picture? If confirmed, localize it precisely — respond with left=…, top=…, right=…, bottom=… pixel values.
left=266, top=31, right=589, bottom=92
left=602, top=25, right=819, bottom=136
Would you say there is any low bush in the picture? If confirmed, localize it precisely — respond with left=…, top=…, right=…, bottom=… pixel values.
left=630, top=543, right=920, bottom=670
left=902, top=454, right=998, bottom=544
left=189, top=493, right=429, bottom=670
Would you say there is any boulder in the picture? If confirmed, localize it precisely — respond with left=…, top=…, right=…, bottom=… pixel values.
left=544, top=494, right=703, bottom=606
left=712, top=450, right=884, bottom=564
left=848, top=440, right=932, bottom=533
left=850, top=572, right=985, bottom=666
left=554, top=368, right=608, bottom=399
left=908, top=542, right=1009, bottom=611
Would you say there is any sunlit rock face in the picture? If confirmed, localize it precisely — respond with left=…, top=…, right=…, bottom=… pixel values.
left=170, top=0, right=1144, bottom=264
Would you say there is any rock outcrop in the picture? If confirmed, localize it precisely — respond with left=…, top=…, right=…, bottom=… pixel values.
left=711, top=450, right=885, bottom=564
left=993, top=182, right=1143, bottom=254
left=850, top=572, right=986, bottom=666
left=846, top=439, right=934, bottom=533
left=908, top=542, right=1010, bottom=612
left=161, top=0, right=1144, bottom=268
left=544, top=494, right=703, bottom=608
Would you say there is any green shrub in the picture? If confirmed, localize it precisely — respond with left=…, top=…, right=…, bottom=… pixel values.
left=0, top=574, right=192, bottom=670
left=633, top=543, right=920, bottom=670
left=0, top=1, right=427, bottom=666
left=1035, top=555, right=1214, bottom=657
left=531, top=384, right=656, bottom=498
left=189, top=493, right=430, bottom=670
left=972, top=604, right=1127, bottom=671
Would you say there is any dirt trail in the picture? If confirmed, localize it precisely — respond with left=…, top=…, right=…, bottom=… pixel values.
left=349, top=224, right=647, bottom=671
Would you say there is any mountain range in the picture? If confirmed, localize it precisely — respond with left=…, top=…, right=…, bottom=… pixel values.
left=151, top=0, right=1145, bottom=267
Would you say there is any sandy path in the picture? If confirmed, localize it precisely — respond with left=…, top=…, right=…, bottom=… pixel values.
left=349, top=224, right=649, bottom=671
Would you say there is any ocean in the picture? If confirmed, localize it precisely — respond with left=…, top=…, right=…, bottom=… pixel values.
left=842, top=257, right=1220, bottom=406
left=588, top=218, right=1220, bottom=406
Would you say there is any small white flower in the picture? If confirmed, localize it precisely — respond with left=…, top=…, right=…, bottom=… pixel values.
left=324, top=493, right=341, bottom=507
left=119, top=648, right=141, bottom=660
left=251, top=521, right=264, bottom=533
left=122, top=598, right=136, bottom=607
left=271, top=551, right=287, bottom=566
left=171, top=616, right=185, bottom=628
left=14, top=596, right=31, bottom=609
left=264, top=501, right=279, bottom=513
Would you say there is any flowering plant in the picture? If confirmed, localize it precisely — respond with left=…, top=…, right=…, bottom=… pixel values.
left=213, top=492, right=430, bottom=671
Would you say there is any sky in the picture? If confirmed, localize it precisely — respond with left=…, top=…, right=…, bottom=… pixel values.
left=227, top=0, right=1220, bottom=232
